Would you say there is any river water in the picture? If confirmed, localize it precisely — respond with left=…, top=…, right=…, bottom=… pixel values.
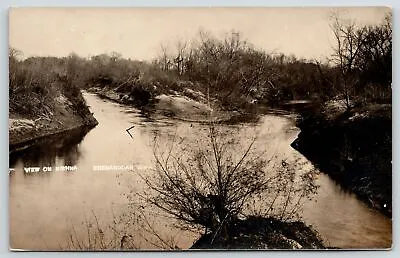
left=9, top=92, right=392, bottom=250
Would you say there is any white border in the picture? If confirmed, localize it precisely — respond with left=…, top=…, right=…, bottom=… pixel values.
left=1, top=1, right=398, bottom=258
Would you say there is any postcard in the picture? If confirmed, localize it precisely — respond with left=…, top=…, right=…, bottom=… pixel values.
left=9, top=7, right=392, bottom=251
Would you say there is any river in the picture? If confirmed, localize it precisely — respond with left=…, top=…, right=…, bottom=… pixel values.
left=9, top=92, right=392, bottom=250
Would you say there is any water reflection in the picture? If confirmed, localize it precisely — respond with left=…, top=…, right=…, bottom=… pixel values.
left=9, top=126, right=92, bottom=169
left=8, top=92, right=392, bottom=250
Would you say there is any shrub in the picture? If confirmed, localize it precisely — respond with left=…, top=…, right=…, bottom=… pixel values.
left=139, top=123, right=319, bottom=241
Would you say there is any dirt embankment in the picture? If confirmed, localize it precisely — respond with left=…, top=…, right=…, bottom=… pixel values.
left=9, top=92, right=98, bottom=153
left=191, top=216, right=327, bottom=249
left=89, top=87, right=257, bottom=124
left=292, top=101, right=392, bottom=217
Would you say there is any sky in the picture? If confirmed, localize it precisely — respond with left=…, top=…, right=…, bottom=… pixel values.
left=9, top=7, right=390, bottom=62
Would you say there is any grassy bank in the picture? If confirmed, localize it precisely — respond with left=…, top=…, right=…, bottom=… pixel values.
left=9, top=52, right=98, bottom=151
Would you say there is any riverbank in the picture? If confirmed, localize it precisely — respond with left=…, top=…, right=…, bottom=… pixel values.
left=88, top=86, right=261, bottom=124
left=292, top=100, right=392, bottom=217
left=191, top=216, right=326, bottom=249
left=9, top=90, right=98, bottom=153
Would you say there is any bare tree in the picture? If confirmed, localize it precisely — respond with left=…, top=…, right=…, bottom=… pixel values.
left=174, top=39, right=187, bottom=76
left=9, top=47, right=23, bottom=91
left=159, top=43, right=172, bottom=71
left=329, top=12, right=367, bottom=109
left=327, top=11, right=393, bottom=106
left=138, top=123, right=319, bottom=242
left=355, top=13, right=392, bottom=98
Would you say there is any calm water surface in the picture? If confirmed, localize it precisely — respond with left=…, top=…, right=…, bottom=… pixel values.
left=9, top=92, right=392, bottom=250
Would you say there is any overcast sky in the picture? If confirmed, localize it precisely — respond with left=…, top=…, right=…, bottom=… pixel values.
left=9, top=7, right=390, bottom=62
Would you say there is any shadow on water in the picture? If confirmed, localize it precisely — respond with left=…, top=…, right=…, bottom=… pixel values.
left=9, top=126, right=93, bottom=169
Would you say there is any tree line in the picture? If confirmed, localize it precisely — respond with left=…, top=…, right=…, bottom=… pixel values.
left=9, top=12, right=391, bottom=116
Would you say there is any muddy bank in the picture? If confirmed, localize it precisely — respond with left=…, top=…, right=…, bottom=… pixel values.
left=292, top=102, right=392, bottom=216
left=191, top=216, right=326, bottom=249
left=9, top=91, right=98, bottom=153
left=88, top=87, right=261, bottom=124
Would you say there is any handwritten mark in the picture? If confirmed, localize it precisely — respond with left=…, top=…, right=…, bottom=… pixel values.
left=126, top=125, right=135, bottom=139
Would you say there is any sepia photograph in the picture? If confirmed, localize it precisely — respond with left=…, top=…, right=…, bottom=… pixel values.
left=8, top=7, right=392, bottom=251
